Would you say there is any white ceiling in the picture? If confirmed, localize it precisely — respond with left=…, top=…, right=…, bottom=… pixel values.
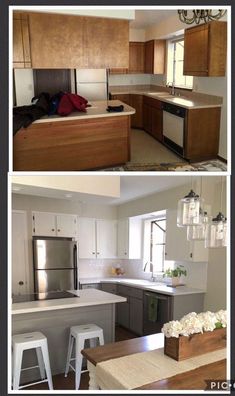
left=12, top=176, right=191, bottom=206
left=130, top=10, right=177, bottom=29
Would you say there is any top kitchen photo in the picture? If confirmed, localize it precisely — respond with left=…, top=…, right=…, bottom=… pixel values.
left=12, top=7, right=229, bottom=172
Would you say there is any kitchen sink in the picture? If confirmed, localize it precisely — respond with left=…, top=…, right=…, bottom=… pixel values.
left=148, top=92, right=172, bottom=97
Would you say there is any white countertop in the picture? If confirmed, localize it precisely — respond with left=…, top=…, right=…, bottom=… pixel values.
left=12, top=289, right=126, bottom=315
left=33, top=100, right=135, bottom=124
left=110, top=88, right=222, bottom=109
left=80, top=277, right=205, bottom=296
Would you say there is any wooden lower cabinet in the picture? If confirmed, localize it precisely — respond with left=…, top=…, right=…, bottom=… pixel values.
left=129, top=296, right=143, bottom=335
left=129, top=95, right=143, bottom=129
left=143, top=96, right=163, bottom=142
left=184, top=107, right=221, bottom=161
left=13, top=115, right=130, bottom=171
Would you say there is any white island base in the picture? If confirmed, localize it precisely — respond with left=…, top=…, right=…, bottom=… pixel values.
left=11, top=289, right=126, bottom=385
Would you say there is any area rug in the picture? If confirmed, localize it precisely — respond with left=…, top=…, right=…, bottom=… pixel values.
left=103, top=160, right=227, bottom=172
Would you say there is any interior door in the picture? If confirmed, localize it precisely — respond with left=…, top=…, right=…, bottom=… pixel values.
left=12, top=211, right=29, bottom=295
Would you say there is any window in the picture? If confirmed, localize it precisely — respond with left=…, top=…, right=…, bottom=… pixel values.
left=143, top=211, right=173, bottom=275
left=167, top=38, right=193, bottom=89
left=150, top=218, right=166, bottom=273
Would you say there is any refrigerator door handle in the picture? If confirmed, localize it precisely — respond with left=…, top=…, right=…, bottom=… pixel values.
left=73, top=244, right=78, bottom=290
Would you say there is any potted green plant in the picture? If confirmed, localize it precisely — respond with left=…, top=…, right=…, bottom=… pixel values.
left=163, top=265, right=187, bottom=287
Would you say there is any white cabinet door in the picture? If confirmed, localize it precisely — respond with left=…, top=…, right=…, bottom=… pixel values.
left=117, top=218, right=129, bottom=258
left=12, top=211, right=29, bottom=295
left=96, top=219, right=117, bottom=259
left=165, top=209, right=208, bottom=262
left=32, top=211, right=56, bottom=236
left=117, top=217, right=142, bottom=259
left=56, top=214, right=78, bottom=238
left=78, top=217, right=96, bottom=259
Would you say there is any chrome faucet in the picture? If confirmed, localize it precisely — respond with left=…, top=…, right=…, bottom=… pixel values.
left=143, top=261, right=155, bottom=282
left=167, top=81, right=175, bottom=96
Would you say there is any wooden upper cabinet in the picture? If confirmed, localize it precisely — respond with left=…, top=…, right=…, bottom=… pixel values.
left=27, top=12, right=129, bottom=69
left=13, top=13, right=31, bottom=68
left=145, top=40, right=166, bottom=74
left=184, top=21, right=227, bottom=77
left=28, top=12, right=85, bottom=69
left=84, top=17, right=129, bottom=69
left=129, top=42, right=145, bottom=73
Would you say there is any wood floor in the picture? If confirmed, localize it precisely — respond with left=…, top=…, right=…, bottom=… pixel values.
left=23, top=325, right=138, bottom=390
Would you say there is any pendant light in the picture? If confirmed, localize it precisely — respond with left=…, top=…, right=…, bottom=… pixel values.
left=187, top=177, right=208, bottom=240
left=178, top=9, right=226, bottom=25
left=205, top=177, right=227, bottom=248
left=177, top=177, right=204, bottom=227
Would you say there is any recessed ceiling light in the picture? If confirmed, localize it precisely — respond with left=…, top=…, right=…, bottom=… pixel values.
left=65, top=194, right=72, bottom=198
left=12, top=186, right=22, bottom=191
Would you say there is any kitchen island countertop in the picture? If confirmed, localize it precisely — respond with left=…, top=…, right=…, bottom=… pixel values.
left=32, top=100, right=135, bottom=124
left=12, top=289, right=126, bottom=315
left=80, top=277, right=205, bottom=296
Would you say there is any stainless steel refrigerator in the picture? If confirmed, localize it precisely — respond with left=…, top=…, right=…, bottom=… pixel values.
left=75, top=69, right=109, bottom=101
left=33, top=237, right=78, bottom=293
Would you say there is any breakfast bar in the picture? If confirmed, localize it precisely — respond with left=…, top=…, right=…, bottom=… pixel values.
left=12, top=289, right=126, bottom=384
left=13, top=100, right=135, bottom=171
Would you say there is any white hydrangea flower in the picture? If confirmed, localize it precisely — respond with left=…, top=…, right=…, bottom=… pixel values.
left=216, top=310, right=227, bottom=327
left=179, top=312, right=203, bottom=336
left=162, top=310, right=226, bottom=338
left=161, top=320, right=182, bottom=338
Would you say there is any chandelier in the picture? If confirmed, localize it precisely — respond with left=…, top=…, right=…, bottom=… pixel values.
left=178, top=9, right=227, bottom=25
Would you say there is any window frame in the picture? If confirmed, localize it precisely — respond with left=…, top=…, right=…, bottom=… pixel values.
left=150, top=217, right=166, bottom=274
left=167, top=36, right=193, bottom=91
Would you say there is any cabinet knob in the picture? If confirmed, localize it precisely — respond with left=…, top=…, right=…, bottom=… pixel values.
left=52, top=228, right=55, bottom=231
left=125, top=252, right=127, bottom=255
left=92, top=252, right=95, bottom=254
left=57, top=229, right=60, bottom=232
left=97, top=252, right=100, bottom=255
left=18, top=281, right=24, bottom=285
left=190, top=253, right=193, bottom=258
left=165, top=252, right=167, bottom=256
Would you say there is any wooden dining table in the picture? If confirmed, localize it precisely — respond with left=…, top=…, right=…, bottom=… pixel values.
left=81, top=333, right=226, bottom=390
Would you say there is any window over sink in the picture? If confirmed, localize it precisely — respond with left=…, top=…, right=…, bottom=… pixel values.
left=167, top=37, right=193, bottom=90
left=143, top=210, right=173, bottom=275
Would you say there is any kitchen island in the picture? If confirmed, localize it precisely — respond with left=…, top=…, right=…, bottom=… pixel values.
left=13, top=100, right=135, bottom=171
left=12, top=289, right=126, bottom=383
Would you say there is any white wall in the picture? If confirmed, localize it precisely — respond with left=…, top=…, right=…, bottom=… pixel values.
left=14, top=69, right=35, bottom=106
left=129, top=28, right=145, bottom=41
left=117, top=176, right=227, bottom=311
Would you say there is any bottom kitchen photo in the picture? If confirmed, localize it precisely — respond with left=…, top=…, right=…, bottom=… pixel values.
left=10, top=174, right=228, bottom=392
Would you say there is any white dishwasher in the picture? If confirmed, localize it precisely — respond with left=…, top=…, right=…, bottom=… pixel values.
left=162, top=102, right=186, bottom=157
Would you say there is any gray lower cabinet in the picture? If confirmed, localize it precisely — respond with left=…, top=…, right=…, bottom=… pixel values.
left=80, top=283, right=100, bottom=289
left=117, top=295, right=130, bottom=328
left=117, top=285, right=144, bottom=335
left=100, top=282, right=117, bottom=294
left=129, top=296, right=143, bottom=335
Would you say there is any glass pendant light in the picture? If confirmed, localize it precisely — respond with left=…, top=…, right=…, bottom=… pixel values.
left=187, top=177, right=208, bottom=240
left=205, top=177, right=227, bottom=248
left=177, top=177, right=204, bottom=227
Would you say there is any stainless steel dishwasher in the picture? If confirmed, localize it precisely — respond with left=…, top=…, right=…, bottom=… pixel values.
left=143, top=291, right=172, bottom=335
left=162, top=102, right=186, bottom=157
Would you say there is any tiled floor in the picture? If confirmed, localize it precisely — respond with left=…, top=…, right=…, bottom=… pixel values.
left=129, top=128, right=185, bottom=164
left=21, top=325, right=138, bottom=391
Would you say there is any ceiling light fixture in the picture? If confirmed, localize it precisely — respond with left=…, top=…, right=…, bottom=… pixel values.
left=12, top=186, right=22, bottom=191
left=205, top=177, right=227, bottom=248
left=177, top=177, right=204, bottom=227
left=178, top=9, right=226, bottom=25
left=65, top=194, right=72, bottom=198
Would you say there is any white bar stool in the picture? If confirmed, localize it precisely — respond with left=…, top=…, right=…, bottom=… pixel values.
left=65, top=324, right=104, bottom=389
left=12, top=331, right=53, bottom=390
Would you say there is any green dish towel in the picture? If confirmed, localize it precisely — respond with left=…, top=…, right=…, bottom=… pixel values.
left=148, top=296, right=158, bottom=322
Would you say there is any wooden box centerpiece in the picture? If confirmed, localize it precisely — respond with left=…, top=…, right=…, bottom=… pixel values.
left=162, top=310, right=227, bottom=361
left=164, top=327, right=226, bottom=361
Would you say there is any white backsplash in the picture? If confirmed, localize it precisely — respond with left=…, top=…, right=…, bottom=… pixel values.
left=79, top=259, right=124, bottom=279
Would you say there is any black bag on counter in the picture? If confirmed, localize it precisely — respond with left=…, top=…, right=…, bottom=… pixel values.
left=106, top=105, right=124, bottom=113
